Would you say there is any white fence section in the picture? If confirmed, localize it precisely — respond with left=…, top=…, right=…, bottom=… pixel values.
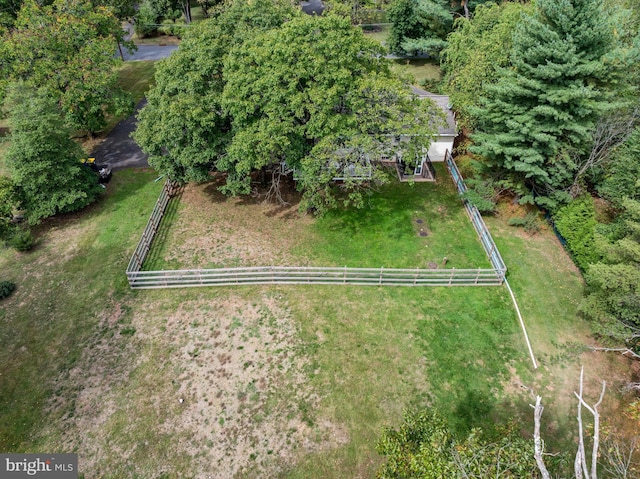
left=444, top=150, right=507, bottom=276
left=126, top=152, right=507, bottom=289
left=127, top=266, right=505, bottom=289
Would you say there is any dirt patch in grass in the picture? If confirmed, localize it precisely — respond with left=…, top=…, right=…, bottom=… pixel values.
left=43, top=291, right=344, bottom=478
left=153, top=178, right=314, bottom=269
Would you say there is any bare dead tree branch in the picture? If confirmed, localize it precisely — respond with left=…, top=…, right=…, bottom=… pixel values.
left=602, top=436, right=638, bottom=479
left=570, top=108, right=640, bottom=195
left=573, top=367, right=607, bottom=479
left=531, top=395, right=552, bottom=479
left=589, top=346, right=640, bottom=360
left=263, top=168, right=289, bottom=206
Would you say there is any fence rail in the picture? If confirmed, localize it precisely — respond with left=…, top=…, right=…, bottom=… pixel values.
left=126, top=179, right=179, bottom=274
left=126, top=152, right=507, bottom=289
left=444, top=150, right=507, bottom=276
left=127, top=266, right=505, bottom=289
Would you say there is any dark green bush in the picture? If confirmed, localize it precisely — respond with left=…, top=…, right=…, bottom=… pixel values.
left=553, top=196, right=600, bottom=270
left=10, top=229, right=34, bottom=252
left=0, top=280, right=16, bottom=300
left=508, top=212, right=542, bottom=235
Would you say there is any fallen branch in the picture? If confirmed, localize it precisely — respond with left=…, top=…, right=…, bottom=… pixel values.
left=589, top=346, right=640, bottom=360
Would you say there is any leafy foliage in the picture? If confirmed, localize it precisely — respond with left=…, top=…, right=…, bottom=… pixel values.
left=441, top=2, right=531, bottom=129
left=221, top=14, right=441, bottom=213
left=470, top=0, right=633, bottom=210
left=135, top=1, right=442, bottom=214
left=0, top=175, right=19, bottom=239
left=134, top=0, right=298, bottom=183
left=0, top=280, right=16, bottom=299
left=553, top=196, right=601, bottom=270
left=376, top=409, right=540, bottom=478
left=9, top=228, right=33, bottom=251
left=387, top=0, right=450, bottom=56
left=581, top=198, right=640, bottom=350
left=2, top=0, right=133, bottom=134
left=4, top=87, right=101, bottom=224
left=597, top=127, right=640, bottom=208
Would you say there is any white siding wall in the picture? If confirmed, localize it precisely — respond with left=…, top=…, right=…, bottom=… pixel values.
left=427, top=137, right=455, bottom=162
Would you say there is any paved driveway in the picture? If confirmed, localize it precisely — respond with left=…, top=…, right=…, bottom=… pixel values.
left=90, top=100, right=149, bottom=170
left=122, top=45, right=178, bottom=61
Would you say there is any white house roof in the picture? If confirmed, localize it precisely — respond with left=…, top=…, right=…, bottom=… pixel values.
left=411, top=86, right=457, bottom=136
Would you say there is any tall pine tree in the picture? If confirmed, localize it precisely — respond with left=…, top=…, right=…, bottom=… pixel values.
left=471, top=0, right=626, bottom=209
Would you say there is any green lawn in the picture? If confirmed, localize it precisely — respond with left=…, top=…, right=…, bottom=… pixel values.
left=0, top=159, right=628, bottom=478
left=298, top=166, right=489, bottom=269
left=391, top=58, right=441, bottom=87
left=142, top=164, right=490, bottom=271
left=0, top=170, right=163, bottom=451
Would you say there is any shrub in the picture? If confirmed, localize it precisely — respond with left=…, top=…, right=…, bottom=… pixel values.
left=10, top=229, right=34, bottom=252
left=0, top=280, right=16, bottom=300
left=553, top=196, right=600, bottom=270
left=134, top=0, right=159, bottom=38
left=508, top=212, right=541, bottom=235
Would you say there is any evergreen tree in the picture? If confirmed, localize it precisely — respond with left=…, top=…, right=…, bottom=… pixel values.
left=387, top=0, right=451, bottom=56
left=470, top=0, right=628, bottom=210
left=581, top=198, right=640, bottom=351
left=5, top=87, right=100, bottom=224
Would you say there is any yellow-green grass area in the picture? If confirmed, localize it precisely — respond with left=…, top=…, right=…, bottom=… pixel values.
left=0, top=169, right=631, bottom=478
left=362, top=24, right=390, bottom=46
left=391, top=58, right=441, bottom=86
left=91, top=60, right=157, bottom=137
left=143, top=163, right=490, bottom=271
left=0, top=140, right=9, bottom=176
left=115, top=60, right=157, bottom=105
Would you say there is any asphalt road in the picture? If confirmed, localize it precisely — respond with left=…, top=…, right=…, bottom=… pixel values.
left=122, top=45, right=178, bottom=61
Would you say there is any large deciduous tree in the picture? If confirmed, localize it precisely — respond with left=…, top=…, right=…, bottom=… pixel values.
left=470, top=0, right=632, bottom=210
left=2, top=0, right=133, bottom=135
left=134, top=0, right=298, bottom=182
left=220, top=14, right=440, bottom=212
left=4, top=87, right=101, bottom=224
left=135, top=1, right=442, bottom=214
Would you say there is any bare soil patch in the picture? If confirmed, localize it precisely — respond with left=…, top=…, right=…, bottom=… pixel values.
left=43, top=291, right=344, bottom=478
left=156, top=178, right=315, bottom=269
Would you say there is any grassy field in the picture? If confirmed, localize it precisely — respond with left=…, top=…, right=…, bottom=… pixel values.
left=391, top=58, right=441, bottom=87
left=144, top=165, right=489, bottom=271
left=1, top=164, right=633, bottom=477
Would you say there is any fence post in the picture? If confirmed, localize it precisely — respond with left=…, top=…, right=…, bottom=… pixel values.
left=379, top=266, right=383, bottom=286
left=344, top=266, right=347, bottom=284
left=414, top=267, right=418, bottom=286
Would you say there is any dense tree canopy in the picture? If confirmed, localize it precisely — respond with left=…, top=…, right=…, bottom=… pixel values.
left=376, top=410, right=540, bottom=478
left=4, top=87, right=101, bottom=224
left=2, top=0, right=133, bottom=134
left=134, top=0, right=298, bottom=182
left=387, top=0, right=451, bottom=56
left=135, top=0, right=442, bottom=213
left=470, top=0, right=633, bottom=210
left=582, top=198, right=640, bottom=352
left=441, top=1, right=531, bottom=129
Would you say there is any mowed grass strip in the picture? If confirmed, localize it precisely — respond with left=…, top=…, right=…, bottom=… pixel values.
left=300, top=164, right=488, bottom=268
left=0, top=170, right=163, bottom=451
left=280, top=284, right=522, bottom=479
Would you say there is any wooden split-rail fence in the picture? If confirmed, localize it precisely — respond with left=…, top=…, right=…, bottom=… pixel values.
left=126, top=153, right=507, bottom=289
